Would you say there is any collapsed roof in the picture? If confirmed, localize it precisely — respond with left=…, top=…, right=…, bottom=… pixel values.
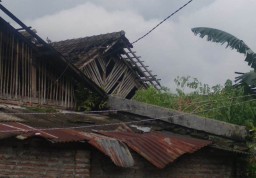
left=0, top=3, right=250, bottom=170
left=52, top=31, right=161, bottom=98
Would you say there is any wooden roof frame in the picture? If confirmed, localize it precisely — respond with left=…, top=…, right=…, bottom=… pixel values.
left=121, top=47, right=161, bottom=89
left=53, top=31, right=162, bottom=91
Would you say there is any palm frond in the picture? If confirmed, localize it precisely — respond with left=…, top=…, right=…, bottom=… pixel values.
left=235, top=71, right=256, bottom=86
left=192, top=27, right=256, bottom=69
left=235, top=71, right=256, bottom=95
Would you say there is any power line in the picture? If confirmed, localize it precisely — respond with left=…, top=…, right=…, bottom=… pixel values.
left=0, top=93, right=255, bottom=116
left=0, top=109, right=129, bottom=115
left=0, top=98, right=255, bottom=133
left=37, top=32, right=127, bottom=95
left=183, top=93, right=256, bottom=112
left=132, top=0, right=194, bottom=44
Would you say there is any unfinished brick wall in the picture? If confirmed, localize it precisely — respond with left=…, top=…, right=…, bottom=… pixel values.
left=0, top=140, right=90, bottom=178
left=91, top=148, right=246, bottom=178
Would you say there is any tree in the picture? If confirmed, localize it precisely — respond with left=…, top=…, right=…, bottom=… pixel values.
left=191, top=27, right=256, bottom=91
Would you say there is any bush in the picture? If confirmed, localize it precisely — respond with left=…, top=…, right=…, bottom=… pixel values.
left=134, top=76, right=256, bottom=127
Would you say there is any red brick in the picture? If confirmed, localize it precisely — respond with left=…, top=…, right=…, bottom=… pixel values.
left=0, top=145, right=90, bottom=178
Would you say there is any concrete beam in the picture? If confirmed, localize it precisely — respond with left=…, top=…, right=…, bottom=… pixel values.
left=108, top=96, right=248, bottom=141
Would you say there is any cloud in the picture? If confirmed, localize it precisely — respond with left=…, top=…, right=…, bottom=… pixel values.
left=1, top=0, right=85, bottom=21
left=25, top=0, right=255, bottom=91
left=26, top=2, right=150, bottom=40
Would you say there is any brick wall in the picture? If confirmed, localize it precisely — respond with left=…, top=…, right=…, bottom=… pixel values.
left=0, top=139, right=246, bottom=178
left=0, top=139, right=90, bottom=178
left=91, top=147, right=246, bottom=178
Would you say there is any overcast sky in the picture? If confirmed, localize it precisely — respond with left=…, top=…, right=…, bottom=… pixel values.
left=1, top=0, right=255, bottom=91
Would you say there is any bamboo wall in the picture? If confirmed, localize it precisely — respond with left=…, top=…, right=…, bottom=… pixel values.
left=0, top=25, right=76, bottom=108
left=81, top=55, right=141, bottom=98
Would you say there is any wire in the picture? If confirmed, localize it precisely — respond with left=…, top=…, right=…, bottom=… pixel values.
left=0, top=1, right=193, bottom=99
left=0, top=109, right=129, bottom=115
left=132, top=0, right=194, bottom=44
left=0, top=93, right=255, bottom=115
left=0, top=98, right=255, bottom=133
left=38, top=31, right=126, bottom=95
left=182, top=93, right=256, bottom=112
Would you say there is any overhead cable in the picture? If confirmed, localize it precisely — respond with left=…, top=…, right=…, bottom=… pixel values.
left=0, top=93, right=255, bottom=115
left=0, top=98, right=255, bottom=132
left=132, top=0, right=194, bottom=44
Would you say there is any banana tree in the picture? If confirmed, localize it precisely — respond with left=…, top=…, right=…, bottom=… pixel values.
left=191, top=27, right=256, bottom=89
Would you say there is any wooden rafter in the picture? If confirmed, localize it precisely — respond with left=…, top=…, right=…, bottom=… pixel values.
left=122, top=48, right=161, bottom=89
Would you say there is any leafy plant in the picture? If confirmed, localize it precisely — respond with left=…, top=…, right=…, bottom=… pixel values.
left=134, top=76, right=256, bottom=127
left=75, top=83, right=107, bottom=111
left=191, top=27, right=256, bottom=89
left=191, top=27, right=256, bottom=175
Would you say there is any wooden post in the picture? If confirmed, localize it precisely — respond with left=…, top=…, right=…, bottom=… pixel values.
left=31, top=64, right=37, bottom=98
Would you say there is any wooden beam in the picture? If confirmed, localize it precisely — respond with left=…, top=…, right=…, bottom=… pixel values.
left=16, top=26, right=32, bottom=31
left=122, top=56, right=141, bottom=60
left=125, top=48, right=161, bottom=89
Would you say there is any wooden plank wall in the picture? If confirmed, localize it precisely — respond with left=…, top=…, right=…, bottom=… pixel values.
left=0, top=26, right=76, bottom=108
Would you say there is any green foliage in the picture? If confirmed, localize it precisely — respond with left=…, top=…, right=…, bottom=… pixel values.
left=192, top=27, right=256, bottom=90
left=135, top=77, right=256, bottom=176
left=236, top=71, right=256, bottom=87
left=75, top=84, right=107, bottom=111
left=134, top=76, right=256, bottom=127
left=134, top=86, right=178, bottom=109
left=192, top=27, right=256, bottom=69
left=191, top=27, right=256, bottom=176
left=247, top=163, right=256, bottom=178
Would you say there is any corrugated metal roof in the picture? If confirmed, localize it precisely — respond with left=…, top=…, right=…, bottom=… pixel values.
left=0, top=122, right=212, bottom=169
left=0, top=122, right=24, bottom=139
left=81, top=132, right=134, bottom=167
left=0, top=122, right=85, bottom=142
left=98, top=131, right=212, bottom=169
left=0, top=122, right=134, bottom=168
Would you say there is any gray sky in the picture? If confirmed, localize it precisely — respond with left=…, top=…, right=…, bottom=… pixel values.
left=1, top=0, right=255, bottom=91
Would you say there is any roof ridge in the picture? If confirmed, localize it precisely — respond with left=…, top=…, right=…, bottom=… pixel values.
left=52, top=30, right=126, bottom=43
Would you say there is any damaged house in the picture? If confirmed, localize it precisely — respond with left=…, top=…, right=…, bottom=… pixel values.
left=52, top=31, right=161, bottom=98
left=0, top=4, right=105, bottom=109
left=0, top=3, right=251, bottom=178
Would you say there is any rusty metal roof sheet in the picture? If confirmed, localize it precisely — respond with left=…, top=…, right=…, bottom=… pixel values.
left=81, top=132, right=134, bottom=167
left=0, top=122, right=212, bottom=168
left=0, top=122, right=85, bottom=142
left=0, top=122, right=134, bottom=168
left=98, top=131, right=212, bottom=169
